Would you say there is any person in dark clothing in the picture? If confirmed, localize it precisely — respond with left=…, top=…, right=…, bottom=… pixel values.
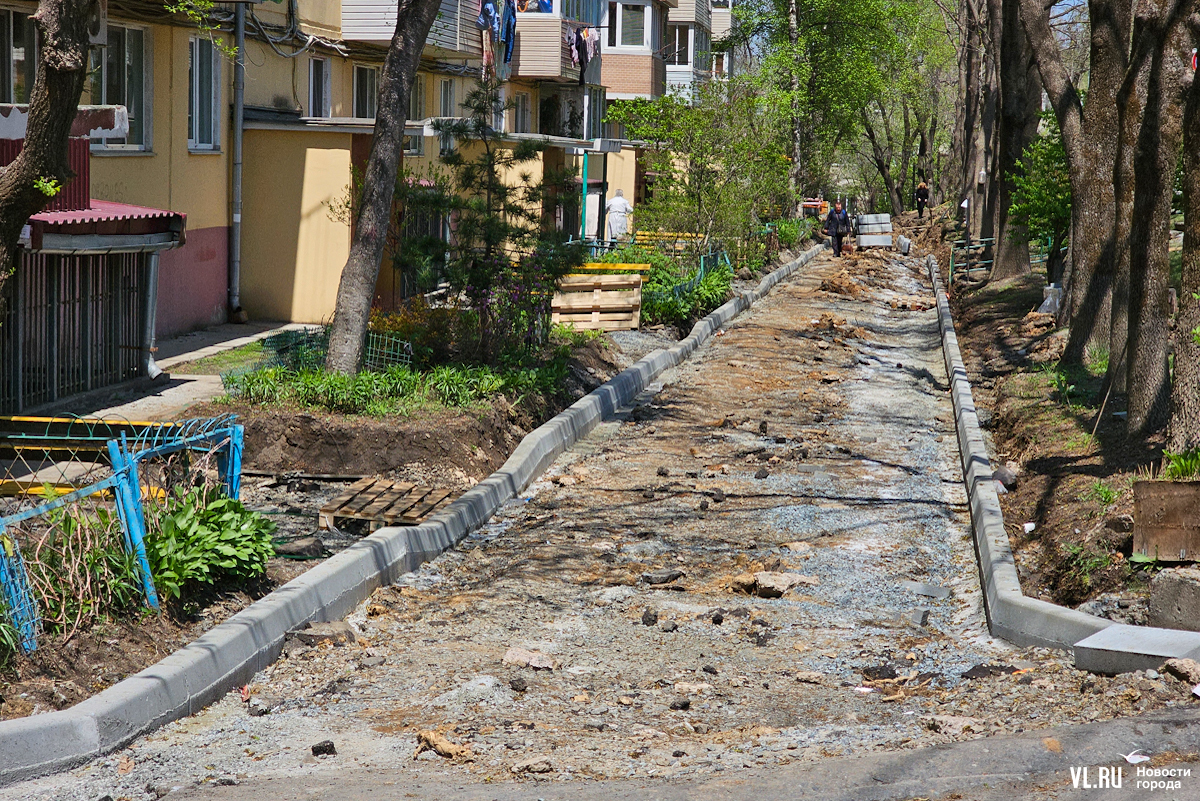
left=915, top=181, right=930, bottom=219
left=822, top=200, right=851, bottom=258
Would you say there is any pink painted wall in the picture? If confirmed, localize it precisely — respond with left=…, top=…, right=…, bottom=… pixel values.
left=157, top=225, right=228, bottom=338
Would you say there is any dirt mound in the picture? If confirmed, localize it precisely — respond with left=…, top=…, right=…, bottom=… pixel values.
left=819, top=269, right=862, bottom=296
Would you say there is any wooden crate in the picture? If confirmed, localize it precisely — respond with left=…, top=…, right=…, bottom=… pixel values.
left=551, top=269, right=648, bottom=332
left=318, top=476, right=455, bottom=531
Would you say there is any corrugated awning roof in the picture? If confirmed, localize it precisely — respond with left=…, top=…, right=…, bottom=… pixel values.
left=26, top=200, right=187, bottom=251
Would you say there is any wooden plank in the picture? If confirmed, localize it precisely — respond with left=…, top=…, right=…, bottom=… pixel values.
left=321, top=476, right=376, bottom=513
left=401, top=488, right=454, bottom=523
left=576, top=262, right=652, bottom=272
left=340, top=478, right=396, bottom=515
left=358, top=481, right=416, bottom=519
left=559, top=276, right=643, bottom=290
left=552, top=293, right=641, bottom=311
left=381, top=486, right=436, bottom=523
left=1133, top=480, right=1200, bottom=561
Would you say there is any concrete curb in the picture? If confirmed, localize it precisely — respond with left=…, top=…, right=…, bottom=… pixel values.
left=0, top=245, right=825, bottom=787
left=925, top=254, right=1200, bottom=674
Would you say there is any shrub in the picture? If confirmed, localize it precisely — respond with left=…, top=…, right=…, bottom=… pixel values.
left=369, top=299, right=457, bottom=368
left=145, top=488, right=276, bottom=601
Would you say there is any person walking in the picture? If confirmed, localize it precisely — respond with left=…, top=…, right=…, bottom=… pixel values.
left=605, top=189, right=634, bottom=241
left=915, top=181, right=930, bottom=219
left=822, top=200, right=851, bottom=258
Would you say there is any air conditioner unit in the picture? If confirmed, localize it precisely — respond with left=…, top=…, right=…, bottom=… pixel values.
left=88, top=0, right=107, bottom=46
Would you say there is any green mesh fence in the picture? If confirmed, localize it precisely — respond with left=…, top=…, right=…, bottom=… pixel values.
left=220, top=326, right=413, bottom=397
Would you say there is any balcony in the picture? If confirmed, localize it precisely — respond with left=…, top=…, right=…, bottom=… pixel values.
left=668, top=0, right=710, bottom=32
left=512, top=15, right=602, bottom=82
left=342, top=0, right=482, bottom=58
left=601, top=53, right=666, bottom=98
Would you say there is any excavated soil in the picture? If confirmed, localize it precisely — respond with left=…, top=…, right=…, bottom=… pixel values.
left=8, top=249, right=1195, bottom=801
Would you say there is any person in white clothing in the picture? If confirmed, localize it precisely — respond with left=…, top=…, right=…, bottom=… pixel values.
left=605, top=189, right=634, bottom=241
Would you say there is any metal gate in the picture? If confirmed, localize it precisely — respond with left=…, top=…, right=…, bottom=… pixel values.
left=0, top=251, right=147, bottom=413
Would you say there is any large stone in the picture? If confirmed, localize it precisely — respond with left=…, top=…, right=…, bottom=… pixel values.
left=1149, top=567, right=1200, bottom=631
left=502, top=647, right=557, bottom=670
left=732, top=571, right=819, bottom=598
left=274, top=536, right=324, bottom=558
left=294, top=621, right=358, bottom=646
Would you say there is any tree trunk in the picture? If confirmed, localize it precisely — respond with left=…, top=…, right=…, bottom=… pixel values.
left=325, top=0, right=443, bottom=374
left=1020, top=0, right=1130, bottom=363
left=0, top=0, right=93, bottom=292
left=787, top=0, right=804, bottom=211
left=1109, top=12, right=1154, bottom=391
left=862, top=110, right=903, bottom=218
left=1171, top=26, right=1200, bottom=451
left=1125, top=0, right=1191, bottom=434
left=990, top=0, right=1041, bottom=282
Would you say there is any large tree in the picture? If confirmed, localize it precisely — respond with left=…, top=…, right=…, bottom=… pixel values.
left=325, top=0, right=443, bottom=374
left=0, top=0, right=94, bottom=293
left=1019, top=0, right=1131, bottom=362
left=1173, top=43, right=1200, bottom=451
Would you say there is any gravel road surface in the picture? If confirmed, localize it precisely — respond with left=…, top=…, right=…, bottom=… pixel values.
left=6, top=249, right=1197, bottom=801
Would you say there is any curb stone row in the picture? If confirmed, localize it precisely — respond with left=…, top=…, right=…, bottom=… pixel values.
left=925, top=253, right=1200, bottom=674
left=0, top=245, right=827, bottom=788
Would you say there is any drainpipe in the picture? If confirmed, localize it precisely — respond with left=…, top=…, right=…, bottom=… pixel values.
left=229, top=3, right=247, bottom=322
left=143, top=251, right=163, bottom=380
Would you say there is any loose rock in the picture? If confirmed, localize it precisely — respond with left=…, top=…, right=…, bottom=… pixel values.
left=311, top=740, right=337, bottom=757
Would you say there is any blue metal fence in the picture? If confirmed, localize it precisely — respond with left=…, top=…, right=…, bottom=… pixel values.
left=0, top=415, right=244, bottom=653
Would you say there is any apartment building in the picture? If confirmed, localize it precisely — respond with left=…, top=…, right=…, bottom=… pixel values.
left=664, top=0, right=711, bottom=96
left=2, top=0, right=620, bottom=357
left=709, top=0, right=734, bottom=78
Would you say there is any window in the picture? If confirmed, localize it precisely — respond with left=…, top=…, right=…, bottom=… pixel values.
left=492, top=84, right=505, bottom=132
left=90, top=25, right=147, bottom=148
left=353, top=64, right=378, bottom=119
left=713, top=52, right=725, bottom=76
left=607, top=3, right=616, bottom=47
left=666, top=24, right=689, bottom=65
left=439, top=78, right=455, bottom=155
left=513, top=92, right=531, bottom=133
left=586, top=86, right=604, bottom=139
left=403, top=132, right=424, bottom=156
left=188, top=37, right=219, bottom=149
left=602, top=99, right=624, bottom=140
left=309, top=57, right=330, bottom=117
left=620, top=4, right=644, bottom=46
left=695, top=27, right=711, bottom=69
left=409, top=74, right=426, bottom=120
left=0, top=10, right=37, bottom=104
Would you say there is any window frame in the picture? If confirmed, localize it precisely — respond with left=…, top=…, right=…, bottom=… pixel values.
left=665, top=23, right=690, bottom=66
left=309, top=56, right=331, bottom=118
left=513, top=91, right=531, bottom=134
left=0, top=9, right=38, bottom=105
left=353, top=63, right=378, bottom=119
left=438, top=77, right=455, bottom=156
left=90, top=22, right=152, bottom=152
left=187, top=35, right=220, bottom=151
left=606, top=0, right=652, bottom=51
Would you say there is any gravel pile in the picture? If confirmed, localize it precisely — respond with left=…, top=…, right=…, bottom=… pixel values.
left=5, top=250, right=1193, bottom=801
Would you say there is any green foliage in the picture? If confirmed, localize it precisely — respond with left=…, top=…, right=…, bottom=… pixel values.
left=0, top=600, right=21, bottom=667
left=224, top=360, right=570, bottom=415
left=1083, top=480, right=1120, bottom=508
left=164, top=0, right=238, bottom=58
left=1063, top=543, right=1113, bottom=589
left=1163, top=448, right=1200, bottom=480
left=774, top=218, right=816, bottom=248
left=145, top=489, right=276, bottom=601
left=1010, top=111, right=1072, bottom=247
left=21, top=504, right=144, bottom=635
left=605, top=81, right=791, bottom=253
left=33, top=176, right=61, bottom=197
left=431, top=77, right=583, bottom=362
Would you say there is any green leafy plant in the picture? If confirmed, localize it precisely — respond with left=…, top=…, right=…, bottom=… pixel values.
left=1063, top=543, right=1112, bottom=590
left=0, top=600, right=20, bottom=668
left=145, top=488, right=276, bottom=601
left=33, top=176, right=61, bottom=197
left=1163, top=448, right=1200, bottom=481
left=1083, top=480, right=1120, bottom=508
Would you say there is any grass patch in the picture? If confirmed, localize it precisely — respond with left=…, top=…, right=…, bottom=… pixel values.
left=171, top=341, right=266, bottom=375
left=222, top=360, right=570, bottom=417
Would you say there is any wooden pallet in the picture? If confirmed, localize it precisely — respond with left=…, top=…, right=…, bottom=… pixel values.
left=318, top=477, right=455, bottom=531
left=551, top=270, right=647, bottom=332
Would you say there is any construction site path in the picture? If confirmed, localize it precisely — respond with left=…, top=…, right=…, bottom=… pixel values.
left=8, top=249, right=1195, bottom=801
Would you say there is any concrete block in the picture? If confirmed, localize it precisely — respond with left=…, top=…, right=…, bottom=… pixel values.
left=901, top=580, right=951, bottom=600
left=1149, top=567, right=1200, bottom=631
left=858, top=234, right=893, bottom=248
left=859, top=213, right=891, bottom=225
left=0, top=711, right=98, bottom=785
left=1073, top=624, right=1200, bottom=674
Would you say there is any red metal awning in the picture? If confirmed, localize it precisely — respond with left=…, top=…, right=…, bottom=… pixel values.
left=26, top=200, right=187, bottom=251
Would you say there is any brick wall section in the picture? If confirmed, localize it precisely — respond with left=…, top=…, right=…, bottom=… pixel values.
left=602, top=54, right=666, bottom=97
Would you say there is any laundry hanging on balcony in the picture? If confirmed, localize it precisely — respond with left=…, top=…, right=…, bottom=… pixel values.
left=564, top=26, right=601, bottom=84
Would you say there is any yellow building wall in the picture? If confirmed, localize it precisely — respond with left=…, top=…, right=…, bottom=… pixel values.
left=241, top=130, right=354, bottom=323
left=89, top=23, right=231, bottom=232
